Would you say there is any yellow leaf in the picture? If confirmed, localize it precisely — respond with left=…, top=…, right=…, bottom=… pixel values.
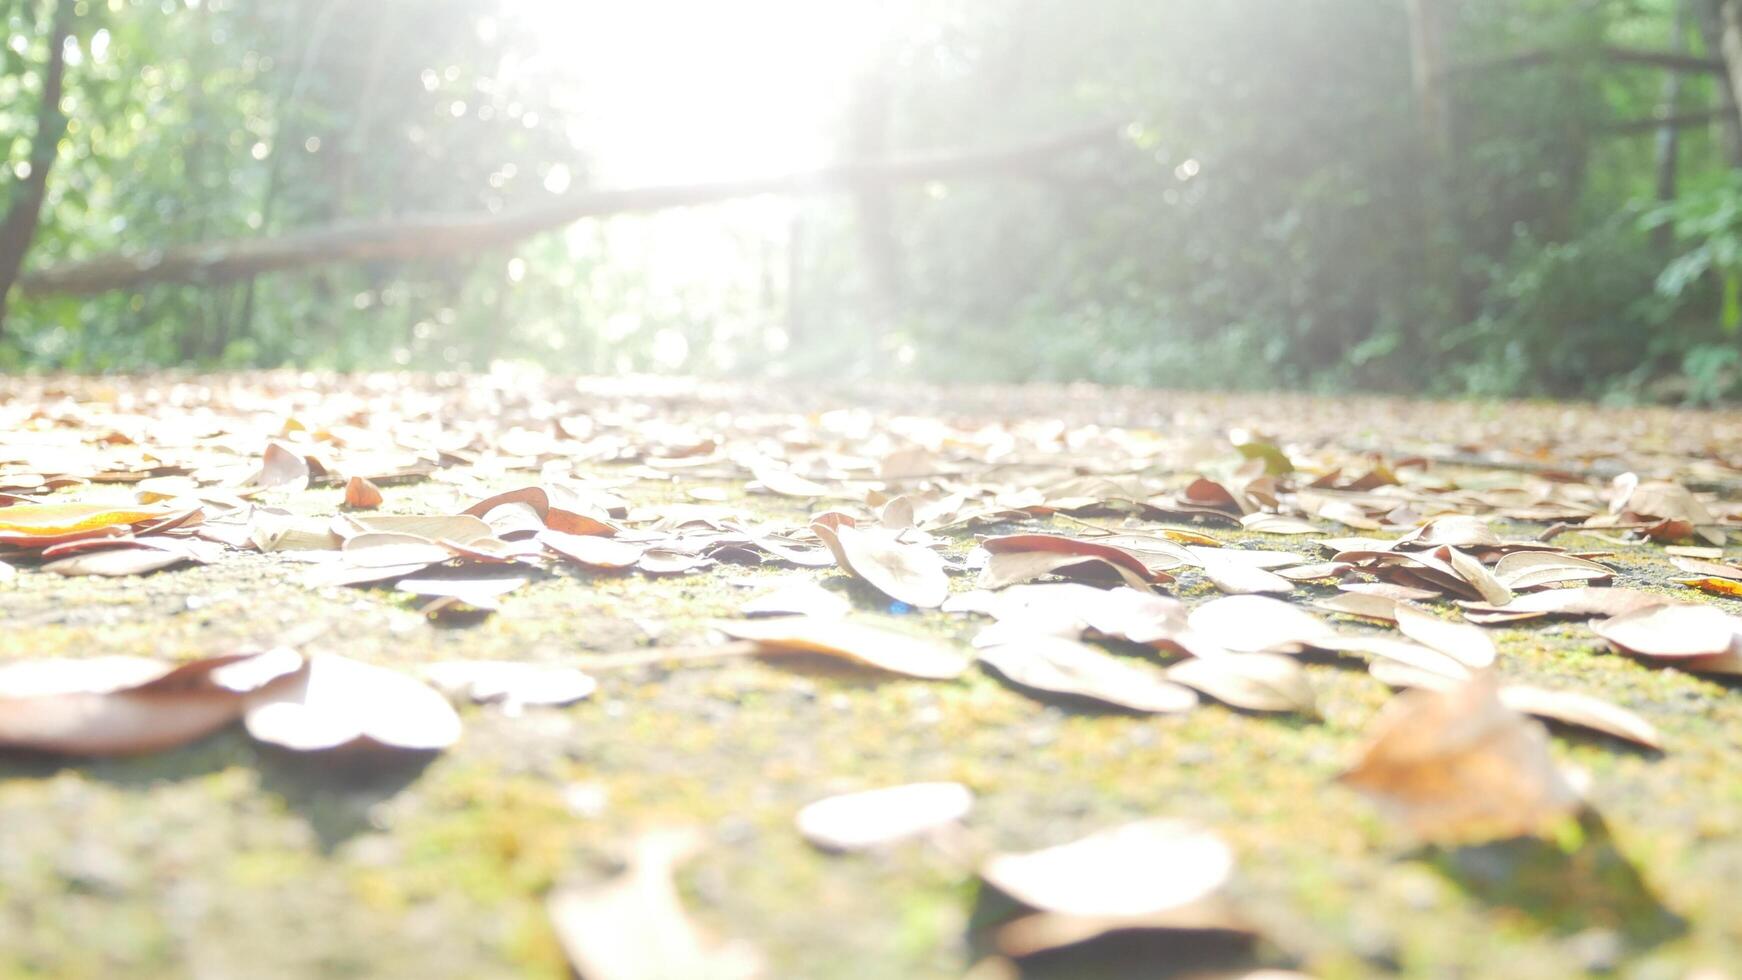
left=0, top=502, right=170, bottom=536
left=1677, top=577, right=1742, bottom=598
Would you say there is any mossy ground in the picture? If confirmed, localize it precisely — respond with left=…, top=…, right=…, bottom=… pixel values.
left=3, top=470, right=1742, bottom=979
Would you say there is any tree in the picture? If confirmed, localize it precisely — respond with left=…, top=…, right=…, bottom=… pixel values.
left=0, top=0, right=75, bottom=333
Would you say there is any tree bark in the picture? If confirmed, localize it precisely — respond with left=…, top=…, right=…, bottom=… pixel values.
left=1656, top=0, right=1689, bottom=252
left=0, top=0, right=76, bottom=332
left=1716, top=1, right=1742, bottom=139
left=20, top=122, right=1123, bottom=297
left=1696, top=0, right=1742, bottom=166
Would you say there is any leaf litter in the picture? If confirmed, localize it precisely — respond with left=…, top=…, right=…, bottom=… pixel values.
left=5, top=373, right=1742, bottom=973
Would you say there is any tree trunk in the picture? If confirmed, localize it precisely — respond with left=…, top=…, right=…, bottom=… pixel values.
left=1697, top=0, right=1742, bottom=165
left=1657, top=0, right=1689, bottom=251
left=0, top=0, right=76, bottom=333
left=1406, top=0, right=1453, bottom=162
left=1716, top=1, right=1742, bottom=142
left=1405, top=0, right=1463, bottom=319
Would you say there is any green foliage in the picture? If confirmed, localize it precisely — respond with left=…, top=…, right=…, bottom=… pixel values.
left=0, top=0, right=1739, bottom=401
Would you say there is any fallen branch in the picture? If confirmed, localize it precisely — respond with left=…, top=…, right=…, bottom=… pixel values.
left=21, top=122, right=1124, bottom=296
left=1441, top=45, right=1727, bottom=78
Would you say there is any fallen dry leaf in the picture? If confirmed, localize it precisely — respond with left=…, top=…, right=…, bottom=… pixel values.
left=1338, top=676, right=1583, bottom=843
left=1492, top=551, right=1612, bottom=590
left=1496, top=685, right=1662, bottom=750
left=1591, top=604, right=1735, bottom=659
left=253, top=441, right=312, bottom=491
left=795, top=782, right=973, bottom=851
left=243, top=653, right=462, bottom=752
left=541, top=529, right=647, bottom=570
left=1394, top=603, right=1497, bottom=669
left=344, top=475, right=384, bottom=509
left=548, top=828, right=762, bottom=980
left=422, top=660, right=595, bottom=713
left=1677, top=577, right=1742, bottom=598
left=1186, top=595, right=1338, bottom=653
left=978, top=637, right=1197, bottom=713
left=715, top=617, right=968, bottom=679
left=1313, top=593, right=1400, bottom=622
left=0, top=651, right=299, bottom=756
left=0, top=501, right=178, bottom=549
left=980, top=819, right=1233, bottom=919
left=1165, top=652, right=1316, bottom=714
left=812, top=522, right=950, bottom=608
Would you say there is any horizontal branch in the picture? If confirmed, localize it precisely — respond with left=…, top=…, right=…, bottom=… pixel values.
left=1601, top=108, right=1730, bottom=135
left=21, top=122, right=1124, bottom=296
left=1442, top=44, right=1727, bottom=78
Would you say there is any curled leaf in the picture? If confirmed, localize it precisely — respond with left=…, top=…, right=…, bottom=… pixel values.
left=1338, top=677, right=1582, bottom=843
left=716, top=617, right=968, bottom=679
left=1592, top=604, right=1735, bottom=659
left=243, top=653, right=462, bottom=752
left=978, top=637, right=1197, bottom=713
left=1166, top=652, right=1316, bottom=714
left=813, top=522, right=950, bottom=608
left=0, top=651, right=298, bottom=756
left=1394, top=603, right=1496, bottom=669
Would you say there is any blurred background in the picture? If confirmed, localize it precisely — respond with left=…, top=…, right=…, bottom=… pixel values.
left=3, top=0, right=1741, bottom=402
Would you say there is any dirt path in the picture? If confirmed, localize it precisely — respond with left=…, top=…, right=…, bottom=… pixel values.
left=2, top=372, right=1741, bottom=979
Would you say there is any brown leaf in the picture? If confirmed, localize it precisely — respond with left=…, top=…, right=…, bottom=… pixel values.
left=795, top=782, right=973, bottom=852
left=341, top=532, right=453, bottom=568
left=1165, top=652, right=1316, bottom=714
left=1320, top=633, right=1473, bottom=680
left=548, top=829, right=763, bottom=980
left=342, top=513, right=495, bottom=544
left=1199, top=557, right=1293, bottom=595
left=1398, top=515, right=1501, bottom=550
left=977, top=550, right=1155, bottom=592
left=1496, top=685, right=1662, bottom=750
left=541, top=529, right=647, bottom=570
left=1312, top=593, right=1399, bottom=622
left=254, top=441, right=312, bottom=491
left=1186, top=595, right=1338, bottom=653
left=1670, top=555, right=1742, bottom=582
left=1338, top=676, right=1583, bottom=843
left=1394, top=603, right=1497, bottom=669
left=716, top=617, right=968, bottom=679
left=1238, top=513, right=1320, bottom=535
left=1591, top=604, right=1735, bottom=659
left=813, top=522, right=950, bottom=608
left=1437, top=546, right=1512, bottom=606
left=0, top=651, right=299, bottom=756
left=980, top=820, right=1233, bottom=919
left=978, top=637, right=1197, bottom=713
left=1458, top=587, right=1669, bottom=623
left=42, top=537, right=219, bottom=577
left=981, top=533, right=1164, bottom=581
left=243, top=653, right=462, bottom=752
left=1492, top=551, right=1613, bottom=590
left=344, top=475, right=384, bottom=509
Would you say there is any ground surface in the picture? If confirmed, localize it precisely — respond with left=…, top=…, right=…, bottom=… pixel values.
left=2, top=372, right=1741, bottom=980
